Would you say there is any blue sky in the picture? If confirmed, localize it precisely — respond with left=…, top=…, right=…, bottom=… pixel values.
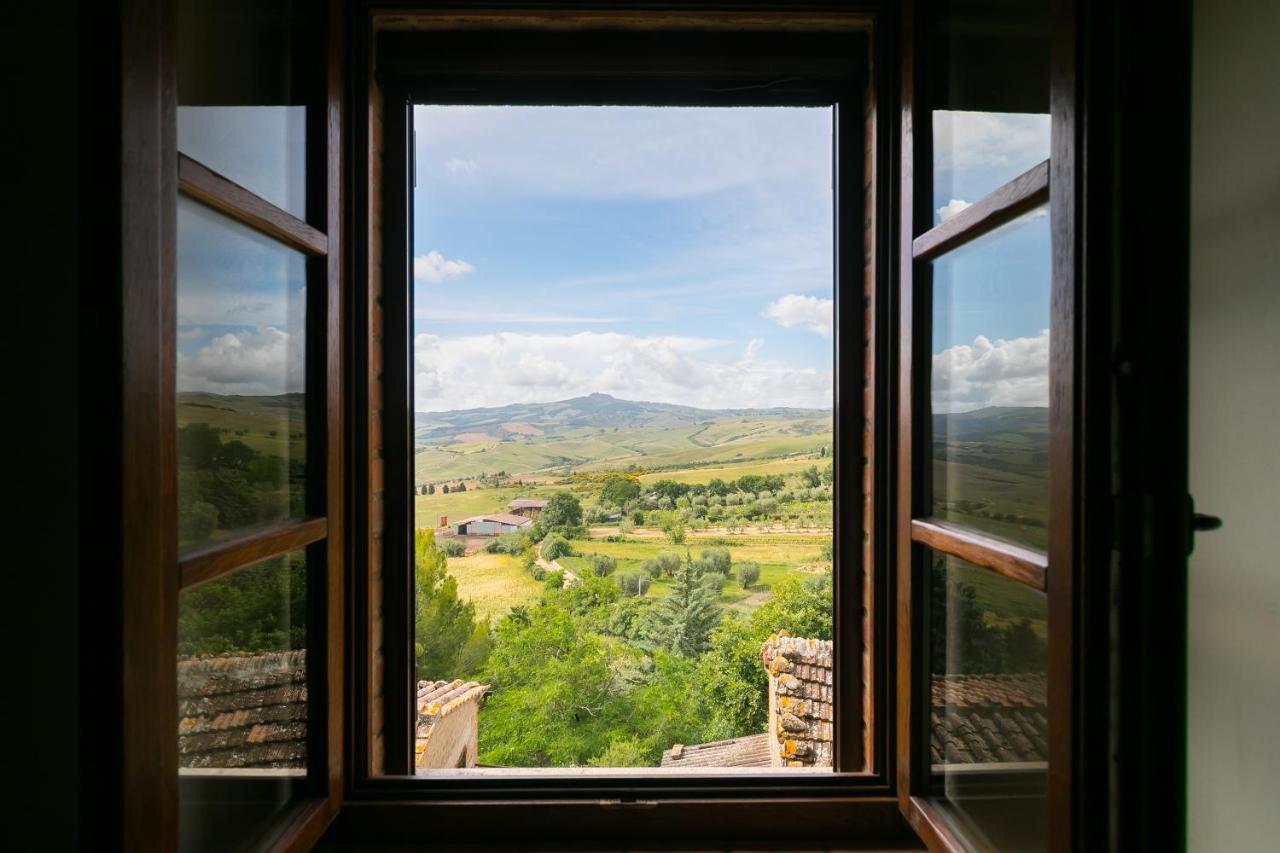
left=411, top=106, right=835, bottom=412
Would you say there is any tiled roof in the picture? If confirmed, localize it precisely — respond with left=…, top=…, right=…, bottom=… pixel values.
left=177, top=650, right=307, bottom=769
left=659, top=733, right=772, bottom=768
left=455, top=513, right=533, bottom=527
left=415, top=679, right=489, bottom=768
left=507, top=499, right=547, bottom=508
left=762, top=633, right=834, bottom=767
left=930, top=673, right=1048, bottom=766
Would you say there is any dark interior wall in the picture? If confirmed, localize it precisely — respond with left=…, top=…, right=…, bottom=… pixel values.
left=1, top=1, right=81, bottom=849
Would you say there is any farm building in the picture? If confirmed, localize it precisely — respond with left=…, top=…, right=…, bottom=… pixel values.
left=506, top=498, right=548, bottom=518
left=453, top=513, right=533, bottom=537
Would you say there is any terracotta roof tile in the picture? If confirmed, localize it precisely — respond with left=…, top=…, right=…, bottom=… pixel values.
left=930, top=674, right=1048, bottom=766
left=177, top=650, right=307, bottom=769
left=659, top=733, right=773, bottom=768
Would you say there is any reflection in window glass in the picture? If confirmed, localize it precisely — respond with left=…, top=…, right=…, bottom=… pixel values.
left=929, top=0, right=1051, bottom=223
left=929, top=551, right=1047, bottom=850
left=176, top=197, right=307, bottom=550
left=411, top=106, right=836, bottom=771
left=930, top=207, right=1050, bottom=551
left=177, top=0, right=309, bottom=216
left=177, top=551, right=308, bottom=853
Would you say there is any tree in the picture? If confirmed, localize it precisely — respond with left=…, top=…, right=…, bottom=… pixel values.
left=426, top=483, right=435, bottom=495
left=646, top=553, right=722, bottom=657
left=658, top=512, right=686, bottom=545
left=413, top=530, right=482, bottom=681
left=441, top=484, right=450, bottom=494
left=801, top=465, right=822, bottom=488
left=541, top=492, right=584, bottom=534
left=699, top=547, right=732, bottom=575
left=177, top=552, right=307, bottom=656
left=478, top=604, right=634, bottom=766
left=616, top=571, right=651, bottom=597
left=599, top=474, right=641, bottom=507
left=591, top=554, right=618, bottom=577
left=455, top=481, right=467, bottom=492
left=750, top=573, right=832, bottom=640
left=736, top=561, right=761, bottom=589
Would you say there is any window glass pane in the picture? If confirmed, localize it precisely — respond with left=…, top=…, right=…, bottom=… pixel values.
left=929, top=0, right=1051, bottom=224
left=930, top=206, right=1049, bottom=551
left=177, top=550, right=308, bottom=853
left=177, top=196, right=307, bottom=550
left=177, top=0, right=309, bottom=217
left=411, top=105, right=835, bottom=772
left=929, top=551, right=1047, bottom=850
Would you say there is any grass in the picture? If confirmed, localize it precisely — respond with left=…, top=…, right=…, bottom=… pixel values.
left=446, top=552, right=543, bottom=624
left=177, top=392, right=306, bottom=460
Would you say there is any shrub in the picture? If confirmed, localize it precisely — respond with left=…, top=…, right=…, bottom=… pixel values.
left=485, top=531, right=528, bottom=555
left=632, top=510, right=646, bottom=526
left=591, top=554, right=618, bottom=577
left=529, top=563, right=547, bottom=581
left=541, top=533, right=573, bottom=561
left=640, top=558, right=662, bottom=579
left=820, top=539, right=834, bottom=561
left=542, top=569, right=564, bottom=591
left=616, top=571, right=651, bottom=597
left=700, top=548, right=732, bottom=575
left=736, top=561, right=761, bottom=589
left=438, top=537, right=467, bottom=557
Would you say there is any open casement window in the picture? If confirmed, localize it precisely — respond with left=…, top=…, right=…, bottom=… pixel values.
left=343, top=8, right=909, bottom=844
left=895, top=0, right=1078, bottom=849
left=169, top=0, right=343, bottom=850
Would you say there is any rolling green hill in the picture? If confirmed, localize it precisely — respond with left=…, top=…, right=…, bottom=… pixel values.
left=414, top=393, right=832, bottom=482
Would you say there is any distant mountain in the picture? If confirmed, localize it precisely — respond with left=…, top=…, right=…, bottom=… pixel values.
left=414, top=393, right=831, bottom=446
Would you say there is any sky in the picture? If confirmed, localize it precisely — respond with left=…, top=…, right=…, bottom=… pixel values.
left=172, top=103, right=1052, bottom=415
left=411, top=105, right=836, bottom=413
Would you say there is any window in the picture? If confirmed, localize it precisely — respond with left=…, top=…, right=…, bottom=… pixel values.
left=896, top=0, right=1069, bottom=849
left=408, top=104, right=836, bottom=772
left=173, top=0, right=341, bottom=849
left=353, top=10, right=889, bottom=821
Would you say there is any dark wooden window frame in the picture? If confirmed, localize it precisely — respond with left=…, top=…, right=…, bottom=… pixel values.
left=337, top=4, right=915, bottom=847
left=110, top=0, right=346, bottom=849
left=892, top=1, right=1087, bottom=850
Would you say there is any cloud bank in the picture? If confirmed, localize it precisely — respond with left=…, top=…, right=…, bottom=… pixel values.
left=178, top=326, right=305, bottom=396
left=931, top=330, right=1049, bottom=413
left=413, top=331, right=832, bottom=412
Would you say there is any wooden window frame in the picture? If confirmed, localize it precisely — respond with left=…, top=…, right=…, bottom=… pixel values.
left=893, top=1, right=1084, bottom=850
left=337, top=4, right=913, bottom=847
left=112, top=0, right=346, bottom=849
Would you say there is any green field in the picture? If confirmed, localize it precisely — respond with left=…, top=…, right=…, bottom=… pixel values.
left=177, top=392, right=306, bottom=460
left=447, top=552, right=544, bottom=623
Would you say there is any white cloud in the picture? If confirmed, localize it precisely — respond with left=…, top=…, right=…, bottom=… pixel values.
left=446, top=157, right=476, bottom=175
left=412, top=331, right=831, bottom=412
left=937, top=199, right=971, bottom=222
left=933, top=111, right=1051, bottom=172
left=415, top=305, right=619, bottom=325
left=178, top=326, right=305, bottom=395
left=414, top=250, right=475, bottom=285
left=931, top=330, right=1050, bottom=413
left=763, top=294, right=834, bottom=338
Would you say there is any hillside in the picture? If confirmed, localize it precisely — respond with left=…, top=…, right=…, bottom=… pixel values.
left=413, top=393, right=832, bottom=482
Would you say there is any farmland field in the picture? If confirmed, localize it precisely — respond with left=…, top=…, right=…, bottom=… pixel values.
left=447, top=552, right=544, bottom=624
